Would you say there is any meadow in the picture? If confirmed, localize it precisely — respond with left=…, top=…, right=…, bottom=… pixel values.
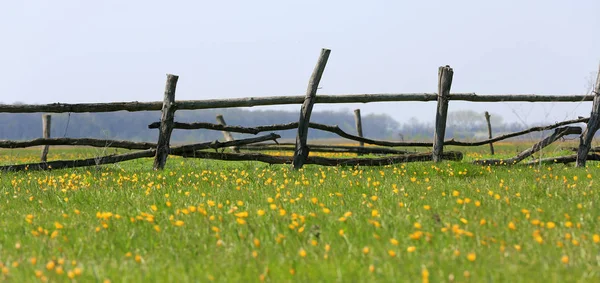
left=0, top=142, right=599, bottom=282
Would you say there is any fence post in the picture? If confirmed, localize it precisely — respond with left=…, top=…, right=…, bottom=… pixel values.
left=40, top=114, right=51, bottom=162
left=484, top=111, right=495, bottom=155
left=216, top=114, right=240, bottom=153
left=153, top=74, right=179, bottom=170
left=354, top=109, right=364, bottom=156
left=432, top=65, right=454, bottom=162
left=292, top=48, right=331, bottom=170
left=576, top=63, right=600, bottom=167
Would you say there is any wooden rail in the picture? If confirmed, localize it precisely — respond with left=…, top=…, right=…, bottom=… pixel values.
left=0, top=133, right=281, bottom=172
left=0, top=138, right=157, bottom=150
left=0, top=93, right=593, bottom=113
left=526, top=154, right=600, bottom=165
left=179, top=151, right=463, bottom=166
left=474, top=127, right=582, bottom=166
left=148, top=117, right=589, bottom=148
left=239, top=144, right=410, bottom=155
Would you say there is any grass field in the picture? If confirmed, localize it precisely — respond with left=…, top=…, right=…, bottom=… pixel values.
left=0, top=142, right=599, bottom=282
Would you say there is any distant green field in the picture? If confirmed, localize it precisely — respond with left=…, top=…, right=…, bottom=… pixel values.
left=1, top=142, right=599, bottom=282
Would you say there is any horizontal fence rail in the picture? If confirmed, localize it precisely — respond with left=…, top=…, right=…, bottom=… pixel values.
left=474, top=127, right=582, bottom=166
left=239, top=143, right=410, bottom=155
left=0, top=133, right=281, bottom=172
left=0, top=138, right=157, bottom=150
left=178, top=151, right=464, bottom=166
left=147, top=117, right=590, bottom=147
left=0, top=93, right=594, bottom=113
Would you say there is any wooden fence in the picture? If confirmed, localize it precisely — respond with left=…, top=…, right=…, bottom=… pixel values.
left=1, top=49, right=599, bottom=172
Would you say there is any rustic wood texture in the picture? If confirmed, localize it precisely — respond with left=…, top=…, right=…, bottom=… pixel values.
left=576, top=63, right=600, bottom=167
left=0, top=138, right=156, bottom=150
left=40, top=114, right=51, bottom=162
left=433, top=66, right=454, bottom=162
left=239, top=144, right=410, bottom=155
left=474, top=127, right=582, bottom=166
left=215, top=114, right=240, bottom=153
left=149, top=116, right=589, bottom=148
left=292, top=48, right=331, bottom=169
left=1, top=93, right=593, bottom=113
left=567, top=146, right=600, bottom=152
left=484, top=111, right=495, bottom=155
left=525, top=154, right=600, bottom=165
left=147, top=121, right=296, bottom=133
left=449, top=117, right=588, bottom=146
left=0, top=133, right=281, bottom=172
left=180, top=151, right=463, bottom=166
left=354, top=109, right=364, bottom=155
left=0, top=150, right=156, bottom=172
left=153, top=74, right=179, bottom=170
left=169, top=133, right=280, bottom=155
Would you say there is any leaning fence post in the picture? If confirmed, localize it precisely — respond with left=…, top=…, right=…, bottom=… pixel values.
left=216, top=114, right=240, bottom=153
left=153, top=74, right=179, bottom=170
left=40, top=114, right=51, bottom=162
left=576, top=63, right=600, bottom=167
left=292, top=48, right=331, bottom=170
left=484, top=111, right=495, bottom=155
left=354, top=109, right=365, bottom=156
left=432, top=65, right=454, bottom=162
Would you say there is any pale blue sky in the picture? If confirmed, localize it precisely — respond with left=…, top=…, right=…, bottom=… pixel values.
left=1, top=0, right=598, bottom=125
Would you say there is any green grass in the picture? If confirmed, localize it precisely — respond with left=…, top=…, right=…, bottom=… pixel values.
left=0, top=143, right=599, bottom=282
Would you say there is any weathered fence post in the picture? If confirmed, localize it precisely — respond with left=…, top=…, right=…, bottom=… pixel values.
left=216, top=114, right=240, bottom=153
left=40, top=114, right=51, bottom=162
left=432, top=65, right=454, bottom=162
left=576, top=63, right=600, bottom=167
left=484, top=111, right=495, bottom=155
left=354, top=109, right=365, bottom=155
left=292, top=48, right=331, bottom=170
left=153, top=74, right=179, bottom=170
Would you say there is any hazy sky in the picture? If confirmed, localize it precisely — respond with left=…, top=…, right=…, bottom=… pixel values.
left=1, top=0, right=599, bottom=126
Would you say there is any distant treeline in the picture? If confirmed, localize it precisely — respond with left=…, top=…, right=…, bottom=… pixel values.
left=0, top=108, right=589, bottom=143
